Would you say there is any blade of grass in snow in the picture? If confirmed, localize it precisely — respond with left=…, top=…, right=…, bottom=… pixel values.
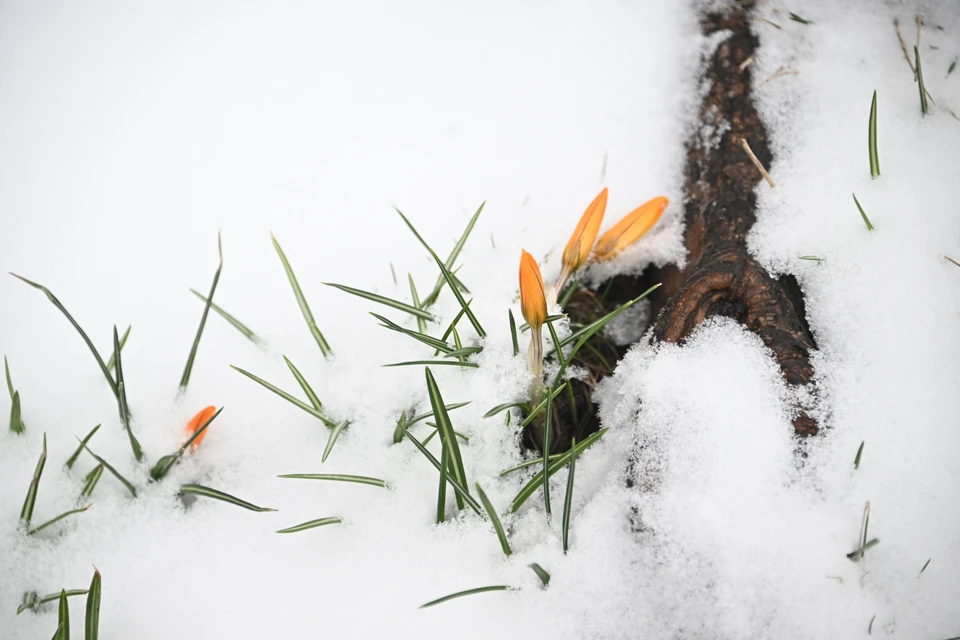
left=510, top=428, right=609, bottom=513
left=373, top=313, right=453, bottom=353
left=189, top=289, right=262, bottom=344
left=180, top=234, right=223, bottom=390
left=442, top=347, right=483, bottom=359
left=799, top=255, right=824, bottom=261
left=562, top=437, right=577, bottom=553
left=112, top=326, right=143, bottom=461
left=19, top=433, right=47, bottom=528
left=868, top=90, right=880, bottom=177
left=389, top=263, right=397, bottom=285
left=271, top=232, right=332, bottom=357
left=9, top=390, right=24, bottom=434
left=408, top=274, right=427, bottom=334
left=854, top=441, right=865, bottom=469
left=435, top=300, right=472, bottom=356
left=399, top=424, right=481, bottom=514
left=421, top=425, right=470, bottom=446
left=519, top=383, right=568, bottom=429
left=104, top=325, right=130, bottom=375
left=321, top=421, right=350, bottom=463
left=483, top=401, right=531, bottom=419
left=230, top=365, right=336, bottom=428
left=85, top=570, right=100, bottom=640
left=283, top=356, right=322, bottom=410
left=915, top=46, right=928, bottom=115
left=419, top=585, right=511, bottom=609
left=179, top=484, right=275, bottom=512
left=4, top=355, right=13, bottom=398
left=66, top=425, right=101, bottom=470
left=324, top=282, right=434, bottom=321
left=278, top=473, right=387, bottom=488
left=80, top=465, right=103, bottom=500
left=437, top=445, right=448, bottom=523
left=150, top=407, right=224, bottom=480
left=428, top=249, right=485, bottom=338
left=541, top=387, right=554, bottom=514
left=557, top=284, right=661, bottom=351
left=499, top=452, right=565, bottom=477
left=789, top=12, right=813, bottom=24
left=918, top=558, right=931, bottom=577
left=529, top=563, right=551, bottom=587
left=545, top=318, right=565, bottom=370
left=16, top=590, right=88, bottom=616
left=80, top=443, right=137, bottom=497
left=476, top=483, right=511, bottom=556
left=558, top=277, right=580, bottom=308
left=28, top=504, right=92, bottom=536
left=57, top=590, right=69, bottom=640
left=383, top=359, right=478, bottom=369
left=394, top=402, right=470, bottom=443
left=847, top=538, right=880, bottom=560
left=276, top=517, right=342, bottom=534
left=426, top=368, right=469, bottom=510
left=508, top=309, right=519, bottom=356
left=853, top=193, right=875, bottom=231
left=519, top=314, right=566, bottom=333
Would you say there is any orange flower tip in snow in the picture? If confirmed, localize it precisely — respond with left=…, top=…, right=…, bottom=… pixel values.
left=556, top=187, right=608, bottom=291
left=519, top=250, right=547, bottom=330
left=184, top=405, right=217, bottom=451
left=593, top=196, right=668, bottom=262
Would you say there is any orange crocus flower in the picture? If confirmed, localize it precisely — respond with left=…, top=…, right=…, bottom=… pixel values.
left=184, top=405, right=217, bottom=451
left=593, top=196, right=668, bottom=262
left=519, top=249, right=547, bottom=381
left=555, top=188, right=607, bottom=292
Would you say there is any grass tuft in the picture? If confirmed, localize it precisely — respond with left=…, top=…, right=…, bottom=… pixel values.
left=868, top=91, right=880, bottom=177
left=399, top=424, right=481, bottom=515
left=276, top=517, right=342, bottom=534
left=272, top=232, right=333, bottom=357
left=426, top=368, right=470, bottom=512
left=19, top=433, right=47, bottom=528
left=418, top=585, right=511, bottom=610
left=179, top=483, right=276, bottom=512
left=852, top=193, right=875, bottom=231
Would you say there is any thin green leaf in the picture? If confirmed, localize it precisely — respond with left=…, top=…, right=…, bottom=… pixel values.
left=419, top=585, right=511, bottom=609
left=57, top=590, right=70, bottom=640
left=28, top=504, right=92, bottom=536
left=9, top=389, right=24, bottom=434
left=321, top=421, right=350, bottom=463
left=409, top=274, right=427, bottom=334
left=519, top=383, right=568, bottom=430
left=230, top=365, right=336, bottom=428
left=390, top=263, right=397, bottom=285
left=9, top=274, right=118, bottom=399
left=180, top=233, right=223, bottom=389
left=846, top=538, right=880, bottom=560
left=20, top=433, right=47, bottom=527
left=519, top=314, right=567, bottom=333
left=104, top=325, right=131, bottom=375
left=789, top=12, right=813, bottom=24
left=545, top=319, right=565, bottom=370
left=918, top=558, right=931, bottom=577
left=948, top=59, right=957, bottom=78
left=562, top=438, right=577, bottom=553
left=852, top=193, right=874, bottom=231
left=499, top=452, right=565, bottom=477
left=868, top=614, right=876, bottom=634
left=373, top=313, right=453, bottom=353
left=442, top=347, right=483, bottom=359
left=854, top=441, right=865, bottom=470
left=510, top=428, right=609, bottom=513
left=283, top=356, right=322, bottom=410
left=399, top=424, right=482, bottom=515
left=799, top=255, right=824, bottom=261
left=112, top=326, right=142, bottom=462
left=476, top=483, right=511, bottom=556
left=271, top=232, right=332, bottom=357
left=508, top=310, right=519, bottom=356
left=85, top=570, right=101, bottom=640
left=868, top=90, right=880, bottom=177
left=915, top=46, right=928, bottom=115
left=4, top=354, right=13, bottom=398
left=80, top=443, right=137, bottom=498
left=383, top=359, right=478, bottom=369
left=426, top=368, right=469, bottom=511
left=16, top=590, right=88, bottom=616
left=80, top=465, right=104, bottom=500
left=277, top=473, right=387, bottom=488
left=409, top=201, right=485, bottom=307
left=558, top=277, right=580, bottom=308
left=428, top=250, right=485, bottom=338
left=436, top=300, right=472, bottom=356
left=324, top=282, right=434, bottom=321
left=66, top=425, right=100, bottom=470
left=395, top=402, right=470, bottom=443
left=179, top=483, right=276, bottom=512
left=276, top=517, right=342, bottom=534
left=483, top=401, right=530, bottom=419
left=529, top=563, right=551, bottom=587
left=189, top=289, right=262, bottom=344
left=437, top=445, right=448, bottom=524
left=542, top=387, right=554, bottom=515
left=53, top=622, right=63, bottom=640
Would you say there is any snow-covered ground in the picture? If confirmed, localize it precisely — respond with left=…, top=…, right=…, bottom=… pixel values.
left=1, top=0, right=958, bottom=638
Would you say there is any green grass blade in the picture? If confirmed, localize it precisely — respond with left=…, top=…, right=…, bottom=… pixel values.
left=799, top=256, right=824, bottom=261
left=373, top=313, right=453, bottom=353
left=562, top=438, right=577, bottom=553
left=85, top=570, right=100, bottom=640
left=510, top=428, right=609, bottom=513
left=545, top=319, right=565, bottom=370
left=4, top=355, right=13, bottom=398
left=278, top=473, right=387, bottom=488
left=542, top=387, right=554, bottom=514
left=395, top=402, right=470, bottom=443
left=419, top=585, right=510, bottom=609
left=409, top=274, right=427, bottom=334
left=321, top=421, right=350, bottom=463
left=190, top=289, right=262, bottom=344
left=53, top=622, right=64, bottom=640
left=66, top=425, right=101, bottom=470
left=918, top=558, right=931, bottom=577
left=557, top=284, right=661, bottom=352
left=427, top=250, right=485, bottom=338
left=915, top=46, right=928, bottom=115
left=846, top=538, right=880, bottom=560
left=442, top=347, right=483, bottom=359
left=80, top=443, right=137, bottom=497
left=508, top=310, right=520, bottom=356
left=529, top=563, right=551, bottom=587
left=868, top=90, right=880, bottom=177
left=789, top=12, right=813, bottom=24
left=852, top=193, right=875, bottom=231
left=230, top=365, right=336, bottom=427
left=383, top=359, right=478, bottom=369
left=112, top=326, right=143, bottom=461
left=283, top=356, right=322, bottom=410
left=400, top=424, right=482, bottom=514
left=854, top=441, right=865, bottom=470
left=519, top=383, right=567, bottom=430
left=20, top=433, right=47, bottom=527
left=324, top=282, right=434, bottom=321
left=426, top=368, right=469, bottom=510
left=10, top=274, right=119, bottom=398
left=437, top=299, right=472, bottom=350
left=475, top=483, right=511, bottom=556
left=17, top=590, right=88, bottom=616
left=180, top=234, right=223, bottom=389
left=423, top=202, right=486, bottom=306
left=9, top=390, right=24, bottom=434
left=80, top=465, right=104, bottom=499
left=483, top=401, right=530, bottom=419
left=179, top=483, right=276, bottom=512
left=57, top=590, right=70, bottom=640
left=271, top=232, right=332, bottom=357
left=104, top=325, right=130, bottom=375
left=499, top=452, right=565, bottom=477
left=437, top=445, right=448, bottom=523
left=276, top=517, right=342, bottom=534
left=28, top=504, right=92, bottom=535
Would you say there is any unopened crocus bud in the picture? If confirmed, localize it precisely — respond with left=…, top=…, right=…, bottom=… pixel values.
left=593, top=196, right=668, bottom=262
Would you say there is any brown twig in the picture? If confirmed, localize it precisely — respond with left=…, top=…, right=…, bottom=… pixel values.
left=764, top=66, right=799, bottom=83
left=740, top=138, right=776, bottom=187
left=757, top=17, right=782, bottom=30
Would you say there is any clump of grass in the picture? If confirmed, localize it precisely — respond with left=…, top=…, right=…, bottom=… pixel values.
left=418, top=585, right=512, bottom=610
left=272, top=232, right=333, bottom=358
left=853, top=193, right=875, bottom=231
left=180, top=234, right=223, bottom=390
left=915, top=46, right=929, bottom=115
left=5, top=355, right=26, bottom=434
left=178, top=484, right=276, bottom=512
left=868, top=90, right=880, bottom=177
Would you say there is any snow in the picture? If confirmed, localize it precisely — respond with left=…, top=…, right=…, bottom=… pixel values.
left=1, top=0, right=959, bottom=639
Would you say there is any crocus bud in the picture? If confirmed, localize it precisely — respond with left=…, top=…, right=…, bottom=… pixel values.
left=593, top=196, right=668, bottom=262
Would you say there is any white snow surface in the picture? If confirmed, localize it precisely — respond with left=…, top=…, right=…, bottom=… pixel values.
left=1, top=0, right=958, bottom=639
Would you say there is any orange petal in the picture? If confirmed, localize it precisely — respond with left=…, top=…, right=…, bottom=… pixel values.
left=184, top=405, right=217, bottom=451
left=519, top=249, right=547, bottom=329
left=593, top=196, right=668, bottom=262
left=561, top=188, right=608, bottom=275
